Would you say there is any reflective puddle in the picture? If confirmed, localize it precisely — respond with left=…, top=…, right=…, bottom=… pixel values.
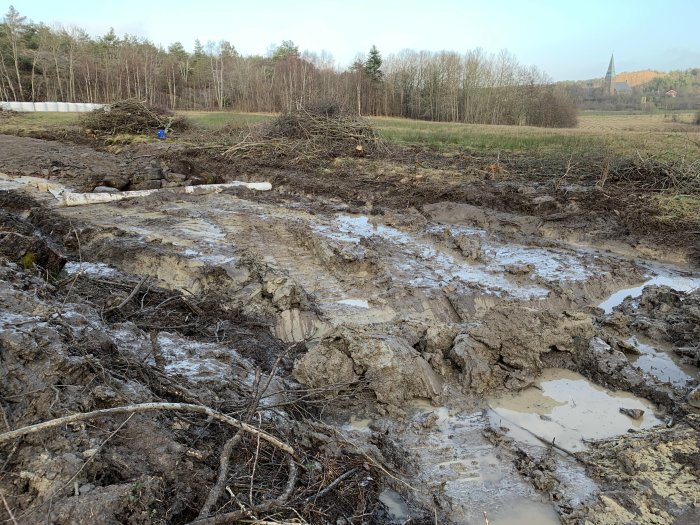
left=598, top=273, right=700, bottom=314
left=489, top=369, right=662, bottom=452
left=627, top=336, right=697, bottom=387
left=488, top=496, right=561, bottom=525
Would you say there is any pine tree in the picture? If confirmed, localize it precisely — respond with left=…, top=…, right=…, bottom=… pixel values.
left=364, top=45, right=382, bottom=82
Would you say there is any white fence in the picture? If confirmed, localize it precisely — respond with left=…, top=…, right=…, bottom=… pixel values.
left=0, top=101, right=106, bottom=112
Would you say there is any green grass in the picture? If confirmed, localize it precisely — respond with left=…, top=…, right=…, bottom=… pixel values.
left=2, top=110, right=698, bottom=159
left=179, top=111, right=273, bottom=129
left=367, top=114, right=700, bottom=158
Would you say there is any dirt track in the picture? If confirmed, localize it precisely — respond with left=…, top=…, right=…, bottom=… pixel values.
left=1, top=133, right=700, bottom=524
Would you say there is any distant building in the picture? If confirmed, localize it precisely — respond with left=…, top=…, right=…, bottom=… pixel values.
left=602, top=54, right=635, bottom=95
left=603, top=54, right=616, bottom=95
left=665, top=89, right=677, bottom=98
left=615, top=81, right=631, bottom=94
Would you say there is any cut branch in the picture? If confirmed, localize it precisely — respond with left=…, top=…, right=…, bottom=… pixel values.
left=0, top=402, right=294, bottom=456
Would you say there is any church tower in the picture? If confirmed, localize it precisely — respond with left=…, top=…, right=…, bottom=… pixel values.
left=603, top=54, right=616, bottom=95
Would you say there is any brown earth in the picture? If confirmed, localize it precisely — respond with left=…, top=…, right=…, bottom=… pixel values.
left=1, top=130, right=699, bottom=524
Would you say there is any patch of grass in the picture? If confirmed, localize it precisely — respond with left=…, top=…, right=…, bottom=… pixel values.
left=0, top=111, right=80, bottom=135
left=178, top=111, right=273, bottom=129
left=368, top=113, right=700, bottom=158
left=654, top=194, right=700, bottom=224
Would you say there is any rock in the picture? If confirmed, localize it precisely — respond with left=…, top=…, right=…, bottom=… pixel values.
left=145, top=166, right=163, bottom=180
left=688, top=385, right=700, bottom=408
left=619, top=407, right=644, bottom=420
left=454, top=234, right=482, bottom=260
left=93, top=185, right=120, bottom=193
left=165, top=172, right=187, bottom=182
left=504, top=263, right=535, bottom=275
left=615, top=338, right=642, bottom=355
left=130, top=180, right=162, bottom=191
left=100, top=174, right=130, bottom=190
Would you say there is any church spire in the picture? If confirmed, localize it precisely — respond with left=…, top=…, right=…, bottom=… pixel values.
left=604, top=53, right=616, bottom=95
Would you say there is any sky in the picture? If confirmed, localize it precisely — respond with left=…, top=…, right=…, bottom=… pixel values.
left=4, top=0, right=700, bottom=81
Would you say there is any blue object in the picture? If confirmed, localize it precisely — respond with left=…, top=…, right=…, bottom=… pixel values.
left=157, top=127, right=166, bottom=140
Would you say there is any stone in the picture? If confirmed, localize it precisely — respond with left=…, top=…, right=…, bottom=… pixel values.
left=688, top=385, right=700, bottom=408
left=165, top=172, right=187, bottom=182
left=619, top=407, right=645, bottom=420
left=100, top=174, right=130, bottom=190
left=130, top=180, right=162, bottom=191
left=93, top=185, right=119, bottom=193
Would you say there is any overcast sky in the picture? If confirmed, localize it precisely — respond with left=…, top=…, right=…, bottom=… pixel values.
left=4, top=0, right=699, bottom=81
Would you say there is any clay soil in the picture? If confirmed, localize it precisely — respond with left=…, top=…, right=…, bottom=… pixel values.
left=1, top=126, right=699, bottom=525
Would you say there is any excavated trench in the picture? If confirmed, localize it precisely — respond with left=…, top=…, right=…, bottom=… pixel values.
left=2, top=163, right=700, bottom=524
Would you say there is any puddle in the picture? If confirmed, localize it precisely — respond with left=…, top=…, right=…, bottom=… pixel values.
left=599, top=273, right=700, bottom=314
left=487, top=497, right=560, bottom=525
left=378, top=488, right=410, bottom=521
left=312, top=215, right=555, bottom=299
left=343, top=415, right=371, bottom=432
left=337, top=298, right=370, bottom=308
left=627, top=336, right=696, bottom=387
left=489, top=369, right=662, bottom=452
left=64, top=261, right=119, bottom=278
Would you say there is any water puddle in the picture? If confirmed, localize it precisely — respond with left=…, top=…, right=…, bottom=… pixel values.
left=378, top=488, right=410, bottom=521
left=312, top=215, right=558, bottom=299
left=487, top=497, right=560, bottom=525
left=343, top=415, right=372, bottom=432
left=489, top=369, right=662, bottom=452
left=599, top=273, right=700, bottom=314
left=64, top=261, right=119, bottom=278
left=627, top=336, right=696, bottom=387
left=337, top=298, right=370, bottom=308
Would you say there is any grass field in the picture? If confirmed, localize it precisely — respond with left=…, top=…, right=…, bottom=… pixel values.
left=2, top=109, right=699, bottom=158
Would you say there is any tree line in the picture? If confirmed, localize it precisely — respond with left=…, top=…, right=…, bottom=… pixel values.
left=0, top=6, right=577, bottom=127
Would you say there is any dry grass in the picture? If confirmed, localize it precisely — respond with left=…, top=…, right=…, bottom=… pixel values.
left=654, top=194, right=700, bottom=224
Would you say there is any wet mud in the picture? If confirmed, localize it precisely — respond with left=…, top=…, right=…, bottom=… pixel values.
left=1, top=134, right=699, bottom=524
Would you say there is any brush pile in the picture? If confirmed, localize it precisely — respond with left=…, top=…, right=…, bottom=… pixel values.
left=0, top=106, right=18, bottom=120
left=80, top=99, right=190, bottom=135
left=225, top=101, right=388, bottom=164
left=608, top=154, right=700, bottom=194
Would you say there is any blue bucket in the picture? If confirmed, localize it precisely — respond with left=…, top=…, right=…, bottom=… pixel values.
left=157, top=128, right=166, bottom=140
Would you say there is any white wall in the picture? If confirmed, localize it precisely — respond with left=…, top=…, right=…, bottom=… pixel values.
left=0, top=101, right=106, bottom=112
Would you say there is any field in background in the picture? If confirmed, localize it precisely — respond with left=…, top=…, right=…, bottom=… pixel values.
left=179, top=109, right=700, bottom=157
left=2, top=109, right=699, bottom=158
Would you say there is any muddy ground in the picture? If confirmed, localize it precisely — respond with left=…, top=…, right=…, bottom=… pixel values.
left=1, top=131, right=699, bottom=525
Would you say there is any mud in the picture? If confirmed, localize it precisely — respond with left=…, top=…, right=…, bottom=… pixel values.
left=1, top=133, right=699, bottom=524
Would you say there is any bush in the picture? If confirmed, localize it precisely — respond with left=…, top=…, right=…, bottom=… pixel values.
left=80, top=99, right=190, bottom=135
left=694, top=109, right=700, bottom=125
left=525, top=86, right=578, bottom=128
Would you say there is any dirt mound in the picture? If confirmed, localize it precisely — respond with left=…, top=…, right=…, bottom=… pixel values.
left=225, top=102, right=388, bottom=164
left=79, top=99, right=190, bottom=135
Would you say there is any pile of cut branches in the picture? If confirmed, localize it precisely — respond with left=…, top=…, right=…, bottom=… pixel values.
left=607, top=154, right=700, bottom=194
left=80, top=99, right=190, bottom=135
left=225, top=102, right=388, bottom=164
left=0, top=106, right=17, bottom=120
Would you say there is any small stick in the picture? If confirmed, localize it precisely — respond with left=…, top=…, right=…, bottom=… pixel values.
left=105, top=275, right=148, bottom=312
left=0, top=488, right=18, bottom=525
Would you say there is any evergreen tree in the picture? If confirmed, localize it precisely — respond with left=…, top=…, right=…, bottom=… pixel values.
left=364, top=45, right=382, bottom=82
